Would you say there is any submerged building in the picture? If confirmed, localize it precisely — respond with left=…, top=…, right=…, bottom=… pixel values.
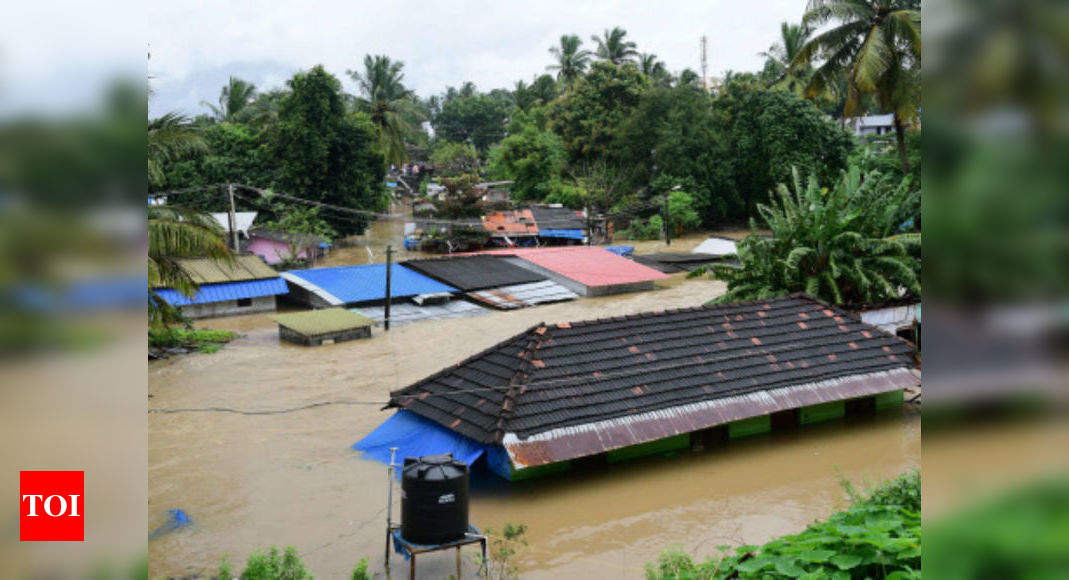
left=355, top=294, right=918, bottom=480
left=152, top=254, right=288, bottom=319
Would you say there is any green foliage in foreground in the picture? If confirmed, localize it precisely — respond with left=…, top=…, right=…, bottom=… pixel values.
left=148, top=325, right=239, bottom=354
left=218, top=546, right=312, bottom=579
left=646, top=471, right=920, bottom=579
left=697, top=166, right=920, bottom=305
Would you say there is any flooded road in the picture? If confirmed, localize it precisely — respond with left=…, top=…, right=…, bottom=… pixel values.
left=149, top=229, right=919, bottom=578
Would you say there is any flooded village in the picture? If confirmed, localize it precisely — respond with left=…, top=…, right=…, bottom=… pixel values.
left=148, top=3, right=923, bottom=577
left=148, top=220, right=920, bottom=578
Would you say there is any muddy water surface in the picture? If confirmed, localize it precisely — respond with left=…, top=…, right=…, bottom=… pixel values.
left=149, top=231, right=919, bottom=579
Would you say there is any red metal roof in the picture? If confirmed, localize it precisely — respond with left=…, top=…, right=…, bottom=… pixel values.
left=482, top=210, right=539, bottom=236
left=472, top=246, right=669, bottom=287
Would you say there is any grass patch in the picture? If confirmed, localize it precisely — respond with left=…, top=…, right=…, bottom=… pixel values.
left=646, top=470, right=920, bottom=579
left=148, top=325, right=239, bottom=354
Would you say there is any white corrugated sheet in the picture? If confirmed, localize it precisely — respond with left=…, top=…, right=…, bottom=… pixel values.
left=280, top=271, right=345, bottom=306
left=467, top=280, right=579, bottom=310
left=211, top=212, right=258, bottom=236
left=860, top=304, right=919, bottom=333
left=353, top=300, right=487, bottom=326
left=691, top=236, right=738, bottom=256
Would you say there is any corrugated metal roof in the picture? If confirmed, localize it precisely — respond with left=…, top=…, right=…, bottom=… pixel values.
left=173, top=254, right=280, bottom=285
left=283, top=264, right=456, bottom=305
left=633, top=253, right=726, bottom=273
left=271, top=308, right=373, bottom=336
left=471, top=246, right=669, bottom=288
left=154, top=277, right=288, bottom=306
left=538, top=229, right=585, bottom=240
left=353, top=300, right=487, bottom=326
left=482, top=210, right=538, bottom=236
left=467, top=280, right=579, bottom=310
left=388, top=294, right=917, bottom=459
left=691, top=236, right=738, bottom=257
left=528, top=206, right=585, bottom=231
left=402, top=256, right=545, bottom=291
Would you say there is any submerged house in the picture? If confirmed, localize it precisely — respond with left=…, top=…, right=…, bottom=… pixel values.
left=402, top=255, right=579, bottom=310
left=472, top=246, right=669, bottom=296
left=355, top=294, right=918, bottom=480
left=151, top=254, right=288, bottom=318
left=245, top=228, right=330, bottom=266
left=281, top=263, right=457, bottom=308
left=528, top=206, right=586, bottom=243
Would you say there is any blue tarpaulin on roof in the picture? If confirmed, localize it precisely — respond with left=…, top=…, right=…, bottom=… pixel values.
left=153, top=277, right=288, bottom=306
left=285, top=264, right=456, bottom=304
left=353, top=410, right=489, bottom=477
left=605, top=245, right=634, bottom=257
left=539, top=229, right=585, bottom=240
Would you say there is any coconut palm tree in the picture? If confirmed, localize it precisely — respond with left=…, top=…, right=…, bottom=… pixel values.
left=147, top=205, right=232, bottom=323
left=791, top=0, right=921, bottom=171
left=348, top=54, right=415, bottom=166
left=638, top=53, right=670, bottom=84
left=760, top=22, right=812, bottom=95
left=547, top=35, right=592, bottom=83
left=591, top=27, right=639, bottom=64
left=147, top=111, right=206, bottom=187
left=202, top=76, right=257, bottom=122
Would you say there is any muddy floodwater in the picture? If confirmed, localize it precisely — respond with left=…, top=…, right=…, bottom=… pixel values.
left=149, top=230, right=919, bottom=578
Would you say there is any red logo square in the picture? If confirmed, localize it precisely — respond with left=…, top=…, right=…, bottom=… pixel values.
left=20, top=471, right=84, bottom=541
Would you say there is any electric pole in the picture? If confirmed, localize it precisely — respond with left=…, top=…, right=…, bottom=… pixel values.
left=663, top=195, right=671, bottom=246
left=384, top=245, right=393, bottom=331
left=701, top=35, right=708, bottom=92
left=227, top=183, right=240, bottom=251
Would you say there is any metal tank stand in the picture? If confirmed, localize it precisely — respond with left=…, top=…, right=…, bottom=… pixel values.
left=384, top=447, right=487, bottom=579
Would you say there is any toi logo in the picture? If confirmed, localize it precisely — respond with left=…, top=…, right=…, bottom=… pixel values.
left=20, top=471, right=84, bottom=541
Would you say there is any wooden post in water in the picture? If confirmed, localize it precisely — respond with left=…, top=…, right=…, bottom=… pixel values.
left=384, top=245, right=393, bottom=331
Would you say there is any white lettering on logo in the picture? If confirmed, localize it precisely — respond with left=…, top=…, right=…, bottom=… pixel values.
left=438, top=493, right=455, bottom=504
left=21, top=494, right=80, bottom=517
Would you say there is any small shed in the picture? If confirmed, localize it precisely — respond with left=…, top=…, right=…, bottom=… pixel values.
left=271, top=308, right=373, bottom=346
left=245, top=229, right=330, bottom=266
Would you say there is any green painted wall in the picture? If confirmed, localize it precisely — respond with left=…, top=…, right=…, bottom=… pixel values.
left=510, top=459, right=572, bottom=481
left=875, top=390, right=904, bottom=410
left=799, top=400, right=846, bottom=425
left=606, top=433, right=690, bottom=463
left=728, top=415, right=772, bottom=439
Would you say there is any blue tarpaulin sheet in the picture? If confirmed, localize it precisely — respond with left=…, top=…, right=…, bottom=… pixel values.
left=153, top=277, right=289, bottom=306
left=285, top=264, right=456, bottom=304
left=539, top=229, right=585, bottom=240
left=605, top=245, right=634, bottom=257
left=353, top=411, right=489, bottom=477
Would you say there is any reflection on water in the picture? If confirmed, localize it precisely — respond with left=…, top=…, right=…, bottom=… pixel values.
left=148, top=224, right=917, bottom=578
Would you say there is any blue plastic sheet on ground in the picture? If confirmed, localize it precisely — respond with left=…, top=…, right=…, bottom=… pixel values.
left=605, top=245, right=635, bottom=257
left=353, top=411, right=489, bottom=478
left=391, top=525, right=482, bottom=561
left=149, top=509, right=192, bottom=539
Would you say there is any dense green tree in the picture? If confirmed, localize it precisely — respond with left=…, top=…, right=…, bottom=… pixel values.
left=547, top=35, right=592, bottom=84
left=348, top=54, right=417, bottom=166
left=547, top=61, right=647, bottom=162
left=591, top=27, right=639, bottom=64
left=271, top=65, right=386, bottom=235
left=487, top=110, right=565, bottom=200
left=202, top=77, right=257, bottom=122
left=430, top=141, right=480, bottom=177
left=792, top=0, right=921, bottom=171
left=432, top=89, right=511, bottom=153
left=712, top=82, right=855, bottom=219
left=704, top=167, right=919, bottom=305
left=159, top=123, right=272, bottom=210
left=638, top=53, right=670, bottom=85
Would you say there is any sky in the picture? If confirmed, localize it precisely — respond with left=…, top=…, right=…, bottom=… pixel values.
left=144, top=1, right=802, bottom=117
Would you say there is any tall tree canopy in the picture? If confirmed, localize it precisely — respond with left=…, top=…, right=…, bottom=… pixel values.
left=760, top=22, right=812, bottom=95
left=792, top=0, right=921, bottom=171
left=271, top=65, right=386, bottom=235
left=548, top=61, right=647, bottom=162
left=547, top=35, right=592, bottom=84
left=432, top=87, right=511, bottom=153
left=591, top=27, right=639, bottom=64
left=348, top=54, right=417, bottom=166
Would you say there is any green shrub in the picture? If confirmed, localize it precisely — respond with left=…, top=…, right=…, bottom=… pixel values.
left=646, top=471, right=921, bottom=579
left=350, top=558, right=370, bottom=580
left=148, top=325, right=239, bottom=353
left=218, top=546, right=311, bottom=579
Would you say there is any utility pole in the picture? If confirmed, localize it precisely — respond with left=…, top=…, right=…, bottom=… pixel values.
left=663, top=195, right=671, bottom=246
left=701, top=35, right=708, bottom=92
left=227, top=183, right=240, bottom=251
left=384, top=245, right=393, bottom=331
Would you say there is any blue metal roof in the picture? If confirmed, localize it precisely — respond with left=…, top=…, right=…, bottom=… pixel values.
left=154, top=277, right=289, bottom=306
left=284, top=263, right=456, bottom=304
left=539, top=229, right=585, bottom=240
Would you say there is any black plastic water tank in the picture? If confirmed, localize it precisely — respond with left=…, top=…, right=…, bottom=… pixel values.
left=400, top=454, right=470, bottom=544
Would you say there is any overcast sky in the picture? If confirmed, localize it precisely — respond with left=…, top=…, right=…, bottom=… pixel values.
left=143, top=1, right=803, bottom=118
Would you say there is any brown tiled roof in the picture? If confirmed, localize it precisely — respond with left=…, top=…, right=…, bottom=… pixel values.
left=482, top=210, right=538, bottom=236
left=388, top=294, right=916, bottom=452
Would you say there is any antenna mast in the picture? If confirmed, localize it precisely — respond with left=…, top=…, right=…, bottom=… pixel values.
left=700, top=35, right=708, bottom=91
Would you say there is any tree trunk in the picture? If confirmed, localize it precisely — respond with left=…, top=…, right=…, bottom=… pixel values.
left=893, top=112, right=911, bottom=174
